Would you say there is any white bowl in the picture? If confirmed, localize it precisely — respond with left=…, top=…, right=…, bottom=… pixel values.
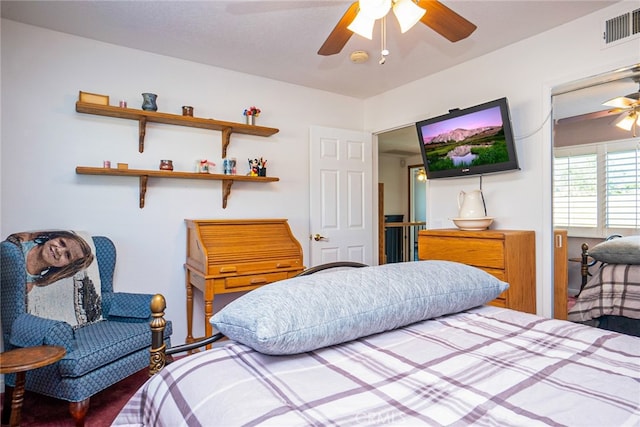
left=451, top=217, right=494, bottom=231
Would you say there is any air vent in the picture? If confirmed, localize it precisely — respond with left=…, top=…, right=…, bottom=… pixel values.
left=603, top=8, right=640, bottom=45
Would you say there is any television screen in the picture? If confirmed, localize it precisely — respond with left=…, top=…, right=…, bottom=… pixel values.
left=415, top=97, right=519, bottom=179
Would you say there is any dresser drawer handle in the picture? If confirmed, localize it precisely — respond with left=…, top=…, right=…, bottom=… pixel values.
left=276, top=263, right=292, bottom=268
left=250, top=277, right=268, bottom=285
left=219, top=267, right=237, bottom=273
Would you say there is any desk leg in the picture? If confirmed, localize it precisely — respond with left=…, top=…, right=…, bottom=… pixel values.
left=204, top=283, right=215, bottom=348
left=8, top=372, right=25, bottom=427
left=185, top=271, right=194, bottom=344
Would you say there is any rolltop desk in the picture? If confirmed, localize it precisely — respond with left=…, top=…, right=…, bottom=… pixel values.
left=185, top=219, right=304, bottom=342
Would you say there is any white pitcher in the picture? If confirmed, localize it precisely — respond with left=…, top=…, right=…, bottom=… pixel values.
left=458, top=190, right=486, bottom=218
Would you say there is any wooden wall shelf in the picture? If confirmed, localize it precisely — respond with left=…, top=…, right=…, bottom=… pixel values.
left=75, top=102, right=279, bottom=157
left=76, top=166, right=279, bottom=209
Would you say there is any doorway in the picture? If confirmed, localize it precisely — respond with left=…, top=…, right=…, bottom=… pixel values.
left=377, top=126, right=425, bottom=263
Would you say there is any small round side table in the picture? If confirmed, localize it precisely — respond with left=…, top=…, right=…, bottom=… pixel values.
left=0, top=345, right=65, bottom=427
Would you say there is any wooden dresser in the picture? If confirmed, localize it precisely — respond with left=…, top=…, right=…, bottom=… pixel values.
left=418, top=229, right=536, bottom=313
left=185, top=219, right=304, bottom=341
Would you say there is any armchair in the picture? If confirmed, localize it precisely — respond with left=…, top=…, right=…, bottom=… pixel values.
left=1, top=235, right=172, bottom=426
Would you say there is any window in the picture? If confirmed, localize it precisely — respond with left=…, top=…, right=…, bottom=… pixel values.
left=553, top=139, right=639, bottom=237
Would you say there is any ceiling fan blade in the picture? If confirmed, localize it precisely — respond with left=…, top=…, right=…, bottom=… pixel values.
left=318, top=2, right=359, bottom=56
left=603, top=95, right=638, bottom=109
left=417, top=0, right=477, bottom=42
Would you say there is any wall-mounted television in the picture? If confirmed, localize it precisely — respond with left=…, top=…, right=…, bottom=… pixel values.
left=415, top=97, right=519, bottom=179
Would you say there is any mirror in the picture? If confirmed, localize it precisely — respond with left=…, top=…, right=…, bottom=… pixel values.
left=551, top=65, right=640, bottom=306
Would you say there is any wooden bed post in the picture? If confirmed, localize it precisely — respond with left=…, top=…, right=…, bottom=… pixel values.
left=579, top=243, right=590, bottom=293
left=149, top=294, right=167, bottom=376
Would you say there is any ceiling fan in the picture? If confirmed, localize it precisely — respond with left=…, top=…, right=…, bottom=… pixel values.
left=317, top=0, right=477, bottom=56
left=555, top=78, right=640, bottom=136
left=603, top=80, right=640, bottom=135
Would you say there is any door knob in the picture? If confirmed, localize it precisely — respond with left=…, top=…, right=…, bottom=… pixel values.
left=313, top=234, right=327, bottom=241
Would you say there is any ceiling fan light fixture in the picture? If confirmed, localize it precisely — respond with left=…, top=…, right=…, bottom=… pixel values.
left=392, top=0, right=426, bottom=33
left=613, top=110, right=638, bottom=131
left=318, top=1, right=476, bottom=57
left=347, top=11, right=376, bottom=39
left=359, top=0, right=392, bottom=19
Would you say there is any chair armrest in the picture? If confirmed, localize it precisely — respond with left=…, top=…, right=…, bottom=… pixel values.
left=103, top=292, right=154, bottom=321
left=9, top=313, right=74, bottom=352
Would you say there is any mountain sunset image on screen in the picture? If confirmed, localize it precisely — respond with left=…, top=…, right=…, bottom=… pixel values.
left=415, top=97, right=519, bottom=179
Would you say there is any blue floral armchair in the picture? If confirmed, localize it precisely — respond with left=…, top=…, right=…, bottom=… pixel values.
left=1, top=235, right=172, bottom=426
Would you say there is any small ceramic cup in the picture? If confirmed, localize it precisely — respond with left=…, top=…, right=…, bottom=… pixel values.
left=159, top=160, right=173, bottom=171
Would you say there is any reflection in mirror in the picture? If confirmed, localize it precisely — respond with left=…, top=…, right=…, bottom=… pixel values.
left=551, top=65, right=640, bottom=317
left=408, top=165, right=427, bottom=261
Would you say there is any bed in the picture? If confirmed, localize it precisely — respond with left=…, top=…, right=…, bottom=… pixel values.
left=114, top=260, right=640, bottom=426
left=568, top=235, right=640, bottom=336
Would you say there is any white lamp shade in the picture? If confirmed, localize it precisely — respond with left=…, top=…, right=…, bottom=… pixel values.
left=359, top=0, right=392, bottom=19
left=613, top=111, right=639, bottom=131
left=393, top=0, right=426, bottom=33
left=348, top=12, right=376, bottom=39
left=603, top=96, right=636, bottom=109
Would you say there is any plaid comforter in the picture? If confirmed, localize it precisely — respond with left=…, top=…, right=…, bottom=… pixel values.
left=569, top=264, right=640, bottom=322
left=114, top=306, right=639, bottom=427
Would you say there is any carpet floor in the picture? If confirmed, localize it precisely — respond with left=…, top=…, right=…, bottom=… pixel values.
left=1, top=368, right=148, bottom=426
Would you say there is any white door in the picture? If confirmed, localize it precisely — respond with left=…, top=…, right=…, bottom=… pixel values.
left=309, top=126, right=373, bottom=266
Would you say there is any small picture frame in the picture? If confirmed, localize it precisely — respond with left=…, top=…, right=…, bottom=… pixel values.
left=79, top=91, right=109, bottom=105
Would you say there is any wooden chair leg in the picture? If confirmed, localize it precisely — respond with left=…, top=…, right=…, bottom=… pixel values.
left=69, top=398, right=90, bottom=427
left=1, top=385, right=14, bottom=425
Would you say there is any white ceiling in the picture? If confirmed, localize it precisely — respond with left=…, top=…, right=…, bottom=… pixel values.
left=1, top=0, right=635, bottom=156
left=1, top=0, right=622, bottom=100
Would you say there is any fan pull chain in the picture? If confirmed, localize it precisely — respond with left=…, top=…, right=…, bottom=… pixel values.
left=379, top=16, right=389, bottom=65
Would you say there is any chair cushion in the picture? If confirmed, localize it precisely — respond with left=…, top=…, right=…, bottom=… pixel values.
left=105, top=292, right=153, bottom=319
left=57, top=319, right=173, bottom=378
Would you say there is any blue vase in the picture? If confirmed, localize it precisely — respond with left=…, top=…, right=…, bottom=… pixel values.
left=141, top=93, right=158, bottom=111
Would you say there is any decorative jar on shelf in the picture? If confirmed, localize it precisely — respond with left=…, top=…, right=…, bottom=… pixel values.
left=141, top=93, right=158, bottom=111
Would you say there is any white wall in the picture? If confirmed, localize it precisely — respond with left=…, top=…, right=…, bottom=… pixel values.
left=0, top=19, right=363, bottom=341
left=365, top=1, right=640, bottom=317
left=378, top=155, right=405, bottom=218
